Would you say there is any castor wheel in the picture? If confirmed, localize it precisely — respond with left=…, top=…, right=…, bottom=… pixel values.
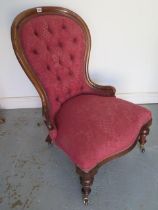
left=140, top=144, right=145, bottom=153
left=83, top=197, right=89, bottom=206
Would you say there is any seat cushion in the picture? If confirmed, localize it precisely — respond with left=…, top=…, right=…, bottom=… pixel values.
left=49, top=95, right=151, bottom=172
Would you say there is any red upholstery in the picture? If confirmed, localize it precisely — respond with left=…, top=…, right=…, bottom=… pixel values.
left=19, top=15, right=98, bottom=124
left=50, top=95, right=151, bottom=172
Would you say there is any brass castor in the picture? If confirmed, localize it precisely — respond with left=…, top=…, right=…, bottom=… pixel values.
left=140, top=144, right=145, bottom=153
left=83, top=197, right=89, bottom=206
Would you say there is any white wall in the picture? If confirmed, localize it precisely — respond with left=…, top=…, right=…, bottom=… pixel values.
left=1, top=0, right=158, bottom=109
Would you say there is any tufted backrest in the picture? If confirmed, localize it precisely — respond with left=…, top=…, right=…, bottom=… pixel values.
left=12, top=7, right=92, bottom=126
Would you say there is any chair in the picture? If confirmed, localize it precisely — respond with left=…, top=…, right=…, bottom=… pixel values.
left=11, top=7, right=152, bottom=205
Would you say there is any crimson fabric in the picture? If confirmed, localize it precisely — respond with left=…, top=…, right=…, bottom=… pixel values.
left=19, top=14, right=100, bottom=124
left=50, top=95, right=151, bottom=172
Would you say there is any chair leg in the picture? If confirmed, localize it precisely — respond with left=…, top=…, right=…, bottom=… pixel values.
left=76, top=166, right=98, bottom=205
left=139, top=125, right=150, bottom=153
left=0, top=117, right=5, bottom=124
left=45, top=135, right=52, bottom=145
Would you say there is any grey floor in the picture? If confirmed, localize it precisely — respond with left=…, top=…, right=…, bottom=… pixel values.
left=0, top=104, right=158, bottom=210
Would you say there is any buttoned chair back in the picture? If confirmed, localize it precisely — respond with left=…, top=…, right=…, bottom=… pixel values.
left=11, top=7, right=96, bottom=126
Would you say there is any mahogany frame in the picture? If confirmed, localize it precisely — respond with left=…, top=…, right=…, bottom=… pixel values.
left=11, top=6, right=152, bottom=205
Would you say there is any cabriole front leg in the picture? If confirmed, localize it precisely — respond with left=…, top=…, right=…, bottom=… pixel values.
left=76, top=166, right=98, bottom=205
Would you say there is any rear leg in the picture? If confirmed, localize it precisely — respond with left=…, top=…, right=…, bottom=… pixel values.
left=138, top=125, right=150, bottom=153
left=45, top=135, right=52, bottom=145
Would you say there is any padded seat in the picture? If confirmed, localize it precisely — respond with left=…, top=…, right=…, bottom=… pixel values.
left=50, top=95, right=151, bottom=172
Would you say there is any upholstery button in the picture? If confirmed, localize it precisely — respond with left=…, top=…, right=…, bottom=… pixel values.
left=58, top=41, right=63, bottom=48
left=56, top=75, right=61, bottom=81
left=80, top=85, right=84, bottom=90
left=55, top=96, right=60, bottom=102
left=34, top=31, right=38, bottom=36
left=73, top=38, right=77, bottom=43
left=70, top=54, right=75, bottom=61
left=47, top=45, right=51, bottom=51
left=62, top=24, right=67, bottom=30
left=59, top=58, right=62, bottom=65
left=32, top=49, right=38, bottom=55
left=46, top=64, right=51, bottom=71
left=69, top=70, right=73, bottom=76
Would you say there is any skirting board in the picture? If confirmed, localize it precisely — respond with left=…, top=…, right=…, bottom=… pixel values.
left=0, top=96, right=42, bottom=109
left=0, top=92, right=157, bottom=109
